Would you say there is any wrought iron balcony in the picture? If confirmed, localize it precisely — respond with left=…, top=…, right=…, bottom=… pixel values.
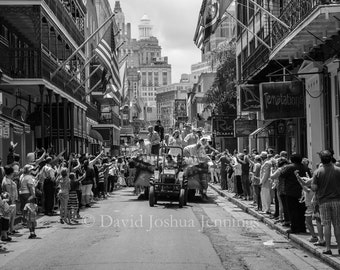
left=98, top=112, right=121, bottom=127
left=87, top=103, right=100, bottom=121
left=271, top=0, right=327, bottom=49
left=0, top=44, right=85, bottom=99
left=241, top=37, right=270, bottom=81
left=43, top=0, right=85, bottom=46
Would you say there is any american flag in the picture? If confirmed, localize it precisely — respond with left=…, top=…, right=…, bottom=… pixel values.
left=95, top=24, right=121, bottom=93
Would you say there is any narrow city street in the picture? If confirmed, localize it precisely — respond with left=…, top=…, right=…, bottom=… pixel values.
left=0, top=188, right=335, bottom=270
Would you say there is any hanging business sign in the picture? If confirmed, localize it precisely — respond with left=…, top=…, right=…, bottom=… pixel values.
left=234, top=119, right=258, bottom=137
left=239, top=84, right=261, bottom=111
left=212, top=116, right=234, bottom=137
left=260, top=81, right=305, bottom=119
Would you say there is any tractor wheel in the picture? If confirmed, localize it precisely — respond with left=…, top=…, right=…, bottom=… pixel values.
left=179, top=188, right=185, bottom=208
left=149, top=186, right=155, bottom=207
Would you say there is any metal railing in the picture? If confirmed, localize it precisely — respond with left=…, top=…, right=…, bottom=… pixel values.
left=43, top=0, right=85, bottom=46
left=271, top=0, right=324, bottom=48
left=241, top=37, right=270, bottom=81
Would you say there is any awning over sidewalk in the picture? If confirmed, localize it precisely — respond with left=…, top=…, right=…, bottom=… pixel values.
left=0, top=113, right=31, bottom=134
left=249, top=120, right=275, bottom=139
left=89, top=129, right=103, bottom=143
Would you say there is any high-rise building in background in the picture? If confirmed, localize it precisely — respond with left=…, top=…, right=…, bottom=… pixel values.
left=114, top=1, right=171, bottom=143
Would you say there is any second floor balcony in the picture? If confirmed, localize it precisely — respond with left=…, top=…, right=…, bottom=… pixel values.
left=271, top=0, right=340, bottom=60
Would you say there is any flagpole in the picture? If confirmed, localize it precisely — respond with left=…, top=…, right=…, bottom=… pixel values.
left=66, top=54, right=97, bottom=85
left=86, top=80, right=102, bottom=96
left=248, top=0, right=290, bottom=30
left=73, top=65, right=102, bottom=94
left=118, top=54, right=129, bottom=67
left=50, top=13, right=115, bottom=80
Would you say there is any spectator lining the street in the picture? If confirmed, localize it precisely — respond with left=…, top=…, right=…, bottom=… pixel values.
left=280, top=153, right=310, bottom=234
left=67, top=173, right=79, bottom=223
left=2, top=166, right=18, bottom=235
left=312, top=150, right=340, bottom=255
left=251, top=155, right=262, bottom=211
left=56, top=168, right=70, bottom=224
left=24, top=196, right=38, bottom=239
left=0, top=192, right=12, bottom=242
left=19, top=165, right=36, bottom=225
left=295, top=171, right=319, bottom=243
left=259, top=151, right=271, bottom=215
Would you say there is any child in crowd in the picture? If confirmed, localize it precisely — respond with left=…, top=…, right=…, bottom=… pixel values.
left=295, top=171, right=319, bottom=243
left=0, top=192, right=12, bottom=242
left=23, top=196, right=38, bottom=239
left=67, top=173, right=79, bottom=223
left=56, top=168, right=70, bottom=224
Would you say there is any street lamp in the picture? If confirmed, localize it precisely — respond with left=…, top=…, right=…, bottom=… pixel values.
left=287, top=119, right=296, bottom=134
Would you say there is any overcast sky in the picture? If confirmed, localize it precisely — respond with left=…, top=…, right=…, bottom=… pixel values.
left=108, top=0, right=202, bottom=83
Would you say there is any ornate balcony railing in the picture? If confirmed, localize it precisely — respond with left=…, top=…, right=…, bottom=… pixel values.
left=98, top=112, right=121, bottom=127
left=87, top=104, right=100, bottom=121
left=271, top=0, right=325, bottom=49
left=241, top=37, right=270, bottom=81
left=43, top=0, right=85, bottom=46
left=0, top=44, right=84, bottom=99
left=42, top=52, right=85, bottom=99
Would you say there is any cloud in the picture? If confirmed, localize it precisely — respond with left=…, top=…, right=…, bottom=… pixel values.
left=109, top=0, right=202, bottom=82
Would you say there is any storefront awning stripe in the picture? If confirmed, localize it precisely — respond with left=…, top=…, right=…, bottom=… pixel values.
left=89, top=129, right=103, bottom=142
left=249, top=120, right=274, bottom=139
left=0, top=114, right=29, bottom=129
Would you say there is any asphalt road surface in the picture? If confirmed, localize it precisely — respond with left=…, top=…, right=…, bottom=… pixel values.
left=0, top=188, right=335, bottom=270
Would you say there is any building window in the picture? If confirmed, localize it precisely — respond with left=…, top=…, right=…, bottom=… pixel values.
left=142, top=72, right=146, bottom=86
left=154, top=72, right=159, bottom=86
left=162, top=72, right=168, bottom=85
left=148, top=72, right=153, bottom=86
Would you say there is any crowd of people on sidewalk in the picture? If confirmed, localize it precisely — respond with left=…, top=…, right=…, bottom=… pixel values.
left=211, top=147, right=340, bottom=256
left=145, top=122, right=340, bottom=257
left=0, top=143, right=130, bottom=251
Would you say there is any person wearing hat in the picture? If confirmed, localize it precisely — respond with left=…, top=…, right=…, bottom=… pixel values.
left=19, top=164, right=36, bottom=224
left=23, top=195, right=38, bottom=239
left=312, top=150, right=340, bottom=255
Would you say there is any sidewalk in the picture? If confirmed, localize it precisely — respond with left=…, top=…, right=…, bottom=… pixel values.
left=209, top=183, right=340, bottom=270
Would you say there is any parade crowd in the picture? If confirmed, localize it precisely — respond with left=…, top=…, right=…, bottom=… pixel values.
left=0, top=143, right=130, bottom=251
left=0, top=120, right=340, bottom=257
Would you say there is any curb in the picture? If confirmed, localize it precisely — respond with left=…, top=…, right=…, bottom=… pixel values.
left=209, top=183, right=340, bottom=270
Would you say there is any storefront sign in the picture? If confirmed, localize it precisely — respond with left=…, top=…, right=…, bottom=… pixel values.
left=234, top=119, right=257, bottom=137
left=212, top=116, right=234, bottom=137
left=260, top=81, right=305, bottom=119
left=239, top=85, right=261, bottom=111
